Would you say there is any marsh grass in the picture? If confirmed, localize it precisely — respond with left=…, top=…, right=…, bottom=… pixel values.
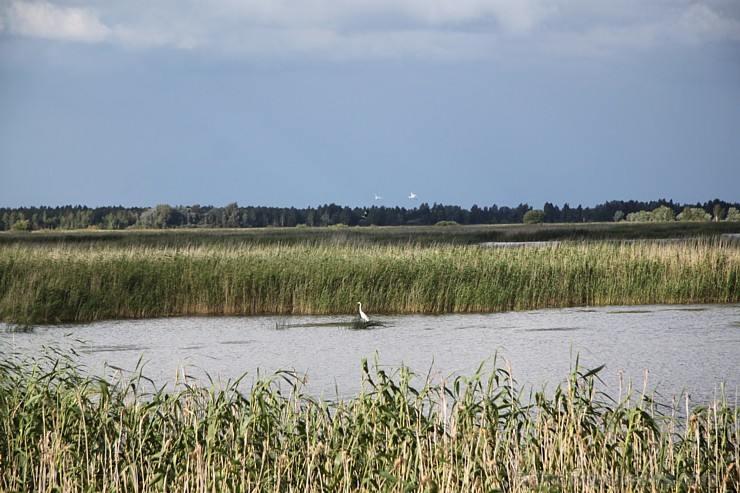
left=0, top=238, right=737, bottom=323
left=0, top=350, right=737, bottom=492
left=1, top=221, right=738, bottom=247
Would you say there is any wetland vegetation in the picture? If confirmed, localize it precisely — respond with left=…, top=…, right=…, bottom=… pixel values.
left=1, top=350, right=737, bottom=492
left=1, top=220, right=739, bottom=247
left=0, top=232, right=737, bottom=324
left=1, top=225, right=738, bottom=491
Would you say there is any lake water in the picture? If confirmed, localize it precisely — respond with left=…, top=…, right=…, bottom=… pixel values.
left=2, top=304, right=738, bottom=405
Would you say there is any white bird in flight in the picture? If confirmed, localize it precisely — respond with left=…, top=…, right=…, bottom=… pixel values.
left=374, top=194, right=383, bottom=200
left=408, top=192, right=417, bottom=200
left=357, top=302, right=370, bottom=322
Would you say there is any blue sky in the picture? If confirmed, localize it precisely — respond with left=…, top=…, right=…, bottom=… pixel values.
left=1, top=1, right=739, bottom=209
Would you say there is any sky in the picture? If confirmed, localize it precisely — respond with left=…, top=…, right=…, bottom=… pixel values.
left=1, top=1, right=739, bottom=210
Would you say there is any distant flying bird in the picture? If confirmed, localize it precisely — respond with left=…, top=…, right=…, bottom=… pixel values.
left=357, top=302, right=370, bottom=322
left=408, top=192, right=417, bottom=200
left=374, top=194, right=383, bottom=200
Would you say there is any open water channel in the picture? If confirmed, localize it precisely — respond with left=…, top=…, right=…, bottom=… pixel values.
left=2, top=304, right=739, bottom=405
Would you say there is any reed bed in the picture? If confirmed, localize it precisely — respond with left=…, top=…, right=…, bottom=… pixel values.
left=0, top=350, right=737, bottom=492
left=0, top=239, right=737, bottom=323
left=2, top=221, right=739, bottom=248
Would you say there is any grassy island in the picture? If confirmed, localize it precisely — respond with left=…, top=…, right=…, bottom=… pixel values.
left=0, top=230, right=737, bottom=323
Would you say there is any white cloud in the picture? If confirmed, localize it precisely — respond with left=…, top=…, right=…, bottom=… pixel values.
left=203, top=0, right=553, bottom=34
left=111, top=25, right=202, bottom=51
left=673, top=3, right=740, bottom=43
left=554, top=2, right=740, bottom=55
left=388, top=0, right=553, bottom=32
left=214, top=26, right=500, bottom=62
left=1, top=0, right=738, bottom=60
left=4, top=1, right=111, bottom=42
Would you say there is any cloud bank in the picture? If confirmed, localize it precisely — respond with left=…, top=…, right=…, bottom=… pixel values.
left=1, top=0, right=739, bottom=60
left=3, top=1, right=110, bottom=42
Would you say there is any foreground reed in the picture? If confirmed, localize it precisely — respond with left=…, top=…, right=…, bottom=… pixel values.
left=0, top=349, right=737, bottom=492
left=1, top=238, right=737, bottom=323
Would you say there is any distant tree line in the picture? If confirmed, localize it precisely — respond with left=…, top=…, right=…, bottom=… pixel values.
left=1, top=199, right=738, bottom=231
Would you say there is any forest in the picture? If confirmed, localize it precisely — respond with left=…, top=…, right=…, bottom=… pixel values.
left=1, top=198, right=738, bottom=231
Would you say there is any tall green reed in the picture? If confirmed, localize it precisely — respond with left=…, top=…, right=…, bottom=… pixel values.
left=1, top=350, right=737, bottom=492
left=0, top=239, right=737, bottom=323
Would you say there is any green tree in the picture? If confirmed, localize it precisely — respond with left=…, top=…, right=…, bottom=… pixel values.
left=726, top=207, right=740, bottom=221
left=137, top=204, right=177, bottom=228
left=649, top=205, right=675, bottom=222
left=11, top=219, right=32, bottom=232
left=713, top=204, right=726, bottom=221
left=626, top=210, right=651, bottom=222
left=676, top=206, right=711, bottom=222
left=523, top=209, right=545, bottom=224
left=543, top=202, right=561, bottom=223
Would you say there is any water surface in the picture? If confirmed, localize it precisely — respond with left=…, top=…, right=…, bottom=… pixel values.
left=2, top=304, right=738, bottom=405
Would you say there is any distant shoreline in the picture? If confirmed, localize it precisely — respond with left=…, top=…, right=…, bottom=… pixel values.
left=1, top=221, right=739, bottom=247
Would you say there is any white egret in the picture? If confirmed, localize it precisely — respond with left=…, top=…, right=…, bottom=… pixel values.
left=408, top=192, right=417, bottom=200
left=357, top=302, right=370, bottom=322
